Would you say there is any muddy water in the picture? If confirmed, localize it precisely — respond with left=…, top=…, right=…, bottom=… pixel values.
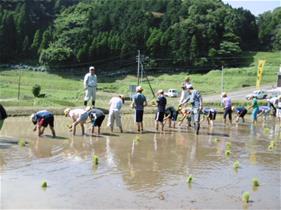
left=0, top=115, right=280, bottom=209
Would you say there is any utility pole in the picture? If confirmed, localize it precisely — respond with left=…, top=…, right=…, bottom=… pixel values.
left=17, top=68, right=22, bottom=100
left=137, top=50, right=140, bottom=85
left=221, top=65, right=224, bottom=94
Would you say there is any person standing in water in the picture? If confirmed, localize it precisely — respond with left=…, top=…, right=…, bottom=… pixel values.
left=84, top=66, right=97, bottom=107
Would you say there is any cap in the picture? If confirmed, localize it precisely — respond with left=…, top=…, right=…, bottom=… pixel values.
left=89, top=66, right=95, bottom=70
left=30, top=113, right=37, bottom=123
left=64, top=108, right=71, bottom=117
left=186, top=84, right=193, bottom=89
left=157, top=89, right=164, bottom=94
left=221, top=92, right=227, bottom=97
left=119, top=94, right=125, bottom=99
left=136, top=86, right=143, bottom=92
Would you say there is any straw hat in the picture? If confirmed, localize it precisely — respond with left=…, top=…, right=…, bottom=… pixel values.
left=64, top=108, right=71, bottom=117
left=119, top=94, right=125, bottom=99
left=221, top=92, right=227, bottom=97
left=85, top=106, right=92, bottom=112
left=157, top=89, right=164, bottom=94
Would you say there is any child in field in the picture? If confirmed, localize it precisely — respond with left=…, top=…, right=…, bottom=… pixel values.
left=164, top=106, right=179, bottom=128
left=221, top=92, right=232, bottom=125
left=31, top=110, right=56, bottom=137
left=258, top=106, right=271, bottom=120
left=64, top=108, right=89, bottom=135
left=248, top=95, right=259, bottom=124
left=234, top=106, right=248, bottom=123
left=155, top=89, right=167, bottom=131
left=107, top=95, right=125, bottom=133
left=131, top=86, right=147, bottom=133
left=277, top=95, right=281, bottom=124
left=178, top=107, right=192, bottom=126
left=201, top=107, right=217, bottom=126
left=88, top=108, right=105, bottom=136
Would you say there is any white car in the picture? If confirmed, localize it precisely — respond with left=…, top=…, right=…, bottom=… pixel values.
left=164, top=89, right=179, bottom=97
left=246, top=90, right=268, bottom=100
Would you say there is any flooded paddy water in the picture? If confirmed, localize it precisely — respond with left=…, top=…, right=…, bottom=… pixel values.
left=0, top=115, right=280, bottom=209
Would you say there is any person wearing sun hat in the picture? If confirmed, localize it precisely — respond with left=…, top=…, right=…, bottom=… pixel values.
left=155, top=89, right=167, bottom=131
left=131, top=86, right=147, bottom=133
left=107, top=94, right=125, bottom=133
left=64, top=107, right=89, bottom=135
left=30, top=110, right=56, bottom=137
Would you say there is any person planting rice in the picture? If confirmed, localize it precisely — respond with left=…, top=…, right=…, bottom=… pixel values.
left=267, top=96, right=278, bottom=117
left=201, top=107, right=217, bottom=126
left=163, top=106, right=179, bottom=128
left=155, top=89, right=167, bottom=131
left=30, top=110, right=56, bottom=137
left=179, top=76, right=192, bottom=107
left=107, top=95, right=125, bottom=133
left=221, top=92, right=232, bottom=125
left=64, top=108, right=89, bottom=135
left=131, top=86, right=147, bottom=133
left=88, top=108, right=105, bottom=136
left=248, top=95, right=259, bottom=124
left=258, top=106, right=271, bottom=120
left=178, top=107, right=192, bottom=126
left=0, top=104, right=7, bottom=131
left=234, top=106, right=248, bottom=123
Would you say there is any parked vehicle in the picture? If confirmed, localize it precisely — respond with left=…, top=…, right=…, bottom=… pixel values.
left=246, top=90, right=268, bottom=100
left=164, top=89, right=179, bottom=97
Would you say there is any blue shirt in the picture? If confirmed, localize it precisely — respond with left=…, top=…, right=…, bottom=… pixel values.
left=189, top=90, right=202, bottom=109
left=157, top=95, right=167, bottom=112
left=133, top=93, right=147, bottom=111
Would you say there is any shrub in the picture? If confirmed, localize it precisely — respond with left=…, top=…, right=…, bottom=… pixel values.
left=32, top=84, right=41, bottom=97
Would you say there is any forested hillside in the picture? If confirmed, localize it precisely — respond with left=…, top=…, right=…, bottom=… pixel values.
left=0, top=0, right=280, bottom=71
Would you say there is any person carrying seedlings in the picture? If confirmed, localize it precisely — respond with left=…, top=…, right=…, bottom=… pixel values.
left=83, top=66, right=97, bottom=107
left=201, top=107, right=217, bottom=126
left=0, top=104, right=7, bottom=131
left=185, top=84, right=203, bottom=135
left=155, top=89, right=167, bottom=131
left=30, top=110, right=56, bottom=137
left=88, top=108, right=105, bottom=136
left=234, top=106, right=248, bottom=123
left=107, top=95, right=125, bottom=133
left=64, top=108, right=89, bottom=135
left=131, top=86, right=147, bottom=133
left=164, top=106, right=179, bottom=128
left=248, top=95, right=259, bottom=124
left=221, top=92, right=232, bottom=125
left=267, top=96, right=278, bottom=117
left=258, top=106, right=271, bottom=120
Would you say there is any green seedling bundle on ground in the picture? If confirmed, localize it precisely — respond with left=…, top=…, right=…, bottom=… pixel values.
left=233, top=160, right=240, bottom=169
left=18, top=139, right=26, bottom=147
left=41, top=180, right=48, bottom=188
left=226, top=142, right=232, bottom=150
left=242, top=191, right=250, bottom=203
left=93, top=155, right=99, bottom=165
left=186, top=175, right=193, bottom=184
left=252, top=178, right=260, bottom=187
left=225, top=150, right=231, bottom=156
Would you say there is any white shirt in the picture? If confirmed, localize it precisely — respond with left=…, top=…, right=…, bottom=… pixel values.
left=84, top=73, right=97, bottom=88
left=69, top=109, right=86, bottom=120
left=109, top=97, right=123, bottom=111
left=267, top=97, right=278, bottom=105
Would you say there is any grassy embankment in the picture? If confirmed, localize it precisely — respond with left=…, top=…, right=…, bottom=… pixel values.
left=0, top=51, right=280, bottom=114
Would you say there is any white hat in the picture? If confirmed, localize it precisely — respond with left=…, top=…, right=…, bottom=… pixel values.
left=186, top=84, right=193, bottom=89
left=89, top=66, right=95, bottom=70
left=157, top=89, right=164, bottom=94
left=30, top=113, right=37, bottom=123
left=136, top=86, right=143, bottom=92
left=64, top=108, right=71, bottom=116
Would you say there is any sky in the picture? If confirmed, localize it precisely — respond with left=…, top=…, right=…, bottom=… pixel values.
left=222, top=0, right=281, bottom=16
